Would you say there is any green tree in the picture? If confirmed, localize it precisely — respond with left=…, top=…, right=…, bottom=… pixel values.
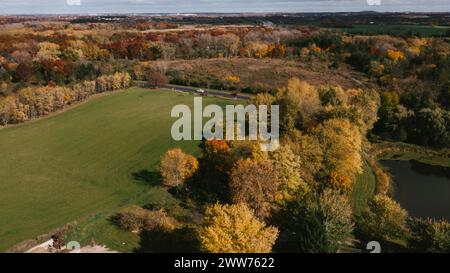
left=374, top=91, right=400, bottom=133
left=318, top=85, right=345, bottom=107
left=409, top=107, right=449, bottom=148
left=279, top=189, right=354, bottom=253
left=408, top=218, right=450, bottom=253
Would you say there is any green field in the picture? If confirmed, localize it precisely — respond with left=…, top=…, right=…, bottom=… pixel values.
left=337, top=24, right=450, bottom=37
left=0, top=88, right=230, bottom=251
left=351, top=160, right=376, bottom=215
left=63, top=189, right=191, bottom=252
left=378, top=152, right=450, bottom=168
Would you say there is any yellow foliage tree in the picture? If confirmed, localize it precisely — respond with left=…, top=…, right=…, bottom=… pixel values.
left=120, top=72, right=132, bottom=88
left=36, top=42, right=61, bottom=62
left=387, top=49, right=405, bottom=62
left=199, top=203, right=279, bottom=253
left=278, top=78, right=321, bottom=128
left=246, top=42, right=270, bottom=58
left=285, top=130, right=324, bottom=182
left=270, top=145, right=309, bottom=203
left=346, top=88, right=380, bottom=133
left=225, top=75, right=240, bottom=84
left=0, top=95, right=28, bottom=125
left=112, top=72, right=123, bottom=90
left=313, top=118, right=363, bottom=178
left=251, top=92, right=276, bottom=107
left=160, top=148, right=199, bottom=188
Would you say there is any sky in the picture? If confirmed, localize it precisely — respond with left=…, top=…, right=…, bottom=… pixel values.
left=0, top=0, right=449, bottom=15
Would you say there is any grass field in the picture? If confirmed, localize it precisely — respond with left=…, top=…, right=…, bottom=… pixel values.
left=378, top=152, right=450, bottom=168
left=0, top=88, right=231, bottom=251
left=63, top=188, right=191, bottom=252
left=351, top=160, right=376, bottom=215
left=337, top=24, right=450, bottom=37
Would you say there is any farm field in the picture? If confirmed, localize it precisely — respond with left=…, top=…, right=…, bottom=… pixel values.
left=0, top=88, right=230, bottom=251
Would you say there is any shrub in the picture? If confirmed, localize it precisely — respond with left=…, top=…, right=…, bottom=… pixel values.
left=144, top=209, right=178, bottom=232
left=116, top=205, right=150, bottom=232
left=116, top=206, right=178, bottom=233
left=408, top=218, right=450, bottom=253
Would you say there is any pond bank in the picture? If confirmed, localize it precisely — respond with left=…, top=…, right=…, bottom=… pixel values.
left=365, top=141, right=449, bottom=196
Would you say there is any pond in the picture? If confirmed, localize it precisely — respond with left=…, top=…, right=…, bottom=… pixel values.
left=380, top=160, right=450, bottom=221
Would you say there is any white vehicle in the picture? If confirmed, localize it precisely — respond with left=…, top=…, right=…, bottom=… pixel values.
left=196, top=89, right=206, bottom=94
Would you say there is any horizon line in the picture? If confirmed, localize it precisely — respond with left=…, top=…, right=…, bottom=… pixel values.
left=1, top=11, right=450, bottom=16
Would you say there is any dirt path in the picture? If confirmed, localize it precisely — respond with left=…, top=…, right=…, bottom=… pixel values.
left=25, top=240, right=53, bottom=253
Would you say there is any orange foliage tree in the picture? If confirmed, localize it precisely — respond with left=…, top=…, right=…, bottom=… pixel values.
left=327, top=171, right=352, bottom=194
left=203, top=139, right=232, bottom=174
left=387, top=49, right=405, bottom=62
left=160, top=148, right=199, bottom=188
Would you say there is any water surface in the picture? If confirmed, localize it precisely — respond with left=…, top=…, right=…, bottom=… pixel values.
left=380, top=160, right=450, bottom=220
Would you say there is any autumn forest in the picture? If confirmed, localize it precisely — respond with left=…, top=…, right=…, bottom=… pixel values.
left=0, top=12, right=449, bottom=254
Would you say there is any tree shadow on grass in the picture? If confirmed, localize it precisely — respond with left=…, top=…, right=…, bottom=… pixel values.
left=132, top=170, right=162, bottom=187
left=108, top=214, right=121, bottom=228
left=134, top=227, right=200, bottom=253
